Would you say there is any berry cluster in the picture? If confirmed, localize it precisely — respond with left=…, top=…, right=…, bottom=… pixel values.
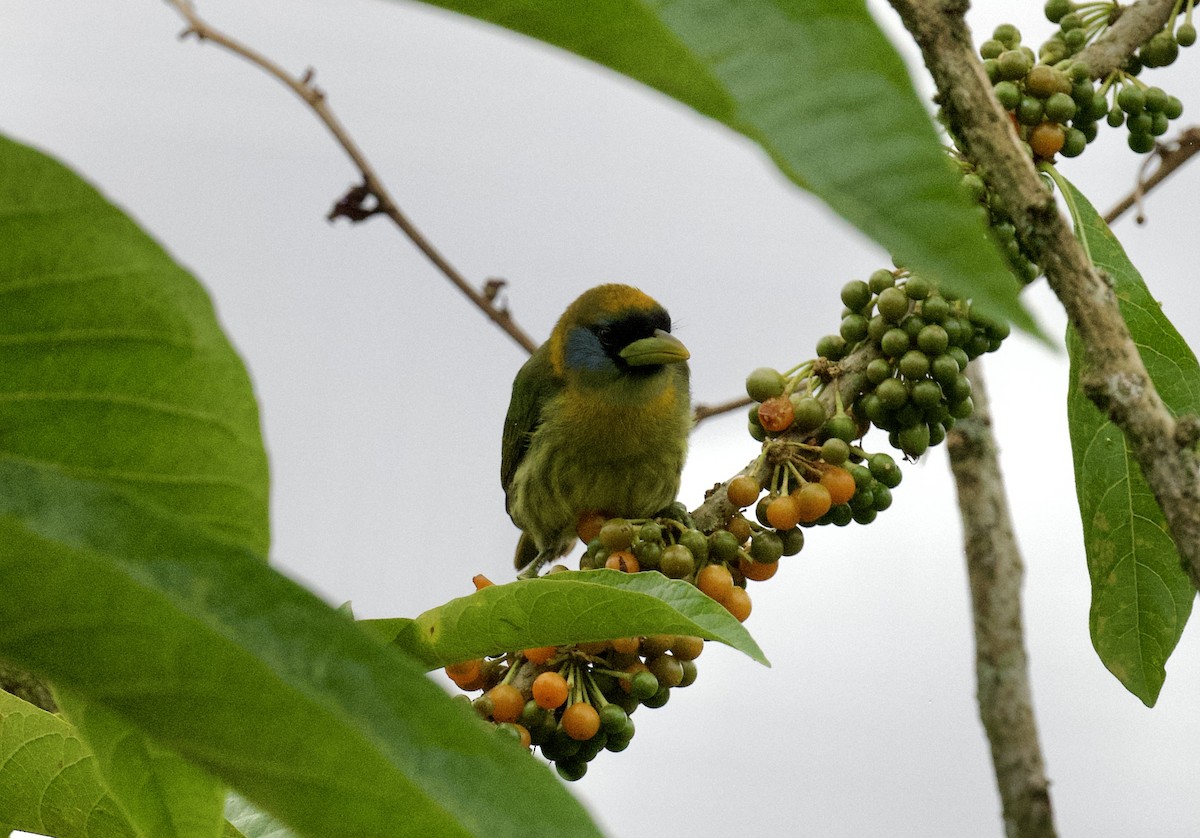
left=446, top=574, right=704, bottom=780
left=957, top=160, right=1041, bottom=285
left=981, top=9, right=1188, bottom=159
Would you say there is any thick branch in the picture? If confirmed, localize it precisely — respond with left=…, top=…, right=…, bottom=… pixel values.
left=947, top=364, right=1055, bottom=838
left=889, top=0, right=1200, bottom=592
left=165, top=0, right=538, bottom=354
left=1075, top=0, right=1176, bottom=78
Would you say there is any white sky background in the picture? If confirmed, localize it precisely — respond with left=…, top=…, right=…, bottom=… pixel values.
left=5, top=1, right=1200, bottom=836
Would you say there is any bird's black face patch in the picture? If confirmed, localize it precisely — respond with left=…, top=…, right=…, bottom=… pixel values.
left=592, top=308, right=672, bottom=369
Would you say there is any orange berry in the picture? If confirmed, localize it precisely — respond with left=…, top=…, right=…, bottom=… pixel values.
left=765, top=494, right=802, bottom=530
left=727, top=475, right=762, bottom=508
left=1029, top=121, right=1065, bottom=159
left=513, top=722, right=532, bottom=749
left=739, top=556, right=779, bottom=582
left=561, top=701, right=601, bottom=741
left=723, top=586, right=753, bottom=622
left=670, top=635, right=705, bottom=661
left=445, top=658, right=481, bottom=686
left=757, top=395, right=795, bottom=432
left=472, top=574, right=494, bottom=591
left=792, top=482, right=832, bottom=522
left=611, top=636, right=641, bottom=655
left=576, top=511, right=606, bottom=543
left=605, top=550, right=640, bottom=573
left=487, top=684, right=525, bottom=723
left=523, top=646, right=556, bottom=665
left=727, top=516, right=752, bottom=543
left=820, top=466, right=857, bottom=505
left=696, top=563, right=735, bottom=603
left=532, top=671, right=569, bottom=709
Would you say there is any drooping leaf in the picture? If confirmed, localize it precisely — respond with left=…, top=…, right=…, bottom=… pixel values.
left=363, top=569, right=769, bottom=668
left=1059, top=174, right=1197, bottom=706
left=0, top=134, right=269, bottom=556
left=0, top=690, right=138, bottom=838
left=0, top=458, right=601, bottom=838
left=55, top=687, right=227, bottom=838
left=400, top=0, right=1037, bottom=334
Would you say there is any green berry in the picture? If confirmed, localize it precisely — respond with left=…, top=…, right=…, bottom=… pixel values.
left=993, top=23, right=1021, bottom=49
left=660, top=544, right=695, bottom=579
left=1044, top=92, right=1077, bottom=123
left=868, top=268, right=896, bottom=293
left=791, top=395, right=827, bottom=432
left=880, top=328, right=911, bottom=358
left=1164, top=96, right=1184, bottom=119
left=709, top=529, right=741, bottom=561
left=629, top=670, right=659, bottom=701
left=950, top=397, right=975, bottom=419
left=910, top=379, right=944, bottom=410
left=555, top=758, right=588, bottom=782
left=904, top=276, right=933, bottom=300
left=997, top=50, right=1031, bottom=81
left=1150, top=111, right=1169, bottom=136
left=960, top=173, right=986, bottom=202
left=920, top=295, right=950, bottom=323
left=1143, top=86, right=1169, bottom=113
left=750, top=531, right=783, bottom=564
left=779, top=527, right=805, bottom=556
left=746, top=367, right=786, bottom=401
left=1128, top=131, right=1156, bottom=153
left=841, top=279, right=873, bottom=311
left=821, top=437, right=851, bottom=465
left=897, top=423, right=931, bottom=457
left=823, top=503, right=854, bottom=527
left=875, top=377, right=908, bottom=411
left=841, top=313, right=870, bottom=344
left=1044, top=0, right=1072, bottom=24
left=869, top=453, right=903, bottom=488
left=993, top=80, right=1021, bottom=111
left=1178, top=23, right=1197, bottom=47
left=979, top=38, right=1006, bottom=59
left=877, top=286, right=910, bottom=322
left=1117, top=85, right=1145, bottom=115
left=917, top=324, right=950, bottom=355
left=1126, top=112, right=1153, bottom=135
left=1107, top=107, right=1125, bottom=127
left=1060, top=127, right=1087, bottom=157
left=1016, top=96, right=1044, bottom=125
left=866, top=357, right=893, bottom=385
left=633, top=539, right=662, bottom=570
left=822, top=414, right=858, bottom=443
left=898, top=350, right=930, bottom=380
left=873, top=485, right=894, bottom=511
left=816, top=334, right=847, bottom=360
left=679, top=529, right=709, bottom=563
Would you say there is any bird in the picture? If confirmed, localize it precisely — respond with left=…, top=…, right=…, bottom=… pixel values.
left=502, top=284, right=692, bottom=578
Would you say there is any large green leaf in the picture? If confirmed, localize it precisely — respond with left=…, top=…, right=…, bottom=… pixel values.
left=402, top=0, right=1036, bottom=333
left=1058, top=174, right=1197, bottom=706
left=224, top=793, right=296, bottom=838
left=0, top=134, right=269, bottom=556
left=55, top=687, right=227, bottom=838
left=0, top=458, right=601, bottom=837
left=361, top=569, right=768, bottom=668
left=0, top=690, right=137, bottom=838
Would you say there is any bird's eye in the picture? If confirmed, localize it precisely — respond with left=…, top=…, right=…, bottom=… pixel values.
left=596, top=326, right=613, bottom=346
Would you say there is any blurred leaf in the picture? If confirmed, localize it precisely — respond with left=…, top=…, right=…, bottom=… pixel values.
left=224, top=793, right=296, bottom=838
left=0, top=690, right=137, bottom=838
left=0, top=134, right=269, bottom=556
left=401, top=0, right=1037, bottom=333
left=365, top=569, right=769, bottom=667
left=1059, top=174, right=1197, bottom=706
left=55, top=687, right=227, bottom=838
left=0, top=458, right=600, bottom=838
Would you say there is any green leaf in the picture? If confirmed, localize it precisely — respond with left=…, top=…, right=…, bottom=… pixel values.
left=0, top=690, right=138, bottom=838
left=55, top=686, right=227, bottom=838
left=402, top=0, right=1037, bottom=334
left=0, top=134, right=269, bottom=557
left=224, top=793, right=296, bottom=838
left=1058, top=174, right=1197, bottom=706
left=0, top=458, right=600, bottom=838
left=365, top=569, right=769, bottom=668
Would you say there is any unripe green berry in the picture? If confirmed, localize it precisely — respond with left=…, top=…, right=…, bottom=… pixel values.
left=791, top=395, right=827, bottom=432
left=898, top=349, right=930, bottom=380
left=841, top=279, right=873, bottom=312
left=660, top=544, right=695, bottom=579
left=816, top=334, right=847, bottom=360
left=750, top=531, right=783, bottom=564
left=917, top=324, right=950, bottom=355
left=866, top=357, right=893, bottom=385
left=1044, top=0, right=1072, bottom=24
left=822, top=414, right=857, bottom=443
left=979, top=38, right=1005, bottom=59
left=1044, top=91, right=1077, bottom=123
left=897, top=423, right=931, bottom=457
left=910, top=379, right=944, bottom=410
left=709, top=529, right=741, bottom=561
left=993, top=80, right=1021, bottom=111
left=821, top=437, right=851, bottom=465
left=868, top=268, right=896, bottom=293
left=993, top=23, right=1021, bottom=49
left=1117, top=85, right=1145, bottom=115
left=875, top=377, right=908, bottom=411
left=746, top=367, right=786, bottom=401
left=840, top=314, right=870, bottom=344
left=904, top=276, right=932, bottom=300
left=880, top=328, right=911, bottom=358
left=877, top=286, right=910, bottom=322
left=1177, top=22, right=1197, bottom=47
left=1128, top=131, right=1156, bottom=153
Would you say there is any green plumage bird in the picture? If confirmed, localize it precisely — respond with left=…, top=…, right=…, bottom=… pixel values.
left=502, top=284, right=692, bottom=578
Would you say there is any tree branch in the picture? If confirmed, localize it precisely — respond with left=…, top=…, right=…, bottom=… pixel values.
left=888, top=0, right=1200, bottom=592
left=1103, top=125, right=1200, bottom=224
left=1075, top=0, right=1176, bottom=78
left=946, top=364, right=1055, bottom=838
left=164, top=0, right=538, bottom=354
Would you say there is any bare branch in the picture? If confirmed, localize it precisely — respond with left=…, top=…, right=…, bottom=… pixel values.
left=692, top=395, right=753, bottom=425
left=1103, top=126, right=1200, bottom=225
left=888, top=0, right=1200, bottom=593
left=947, top=364, right=1056, bottom=838
left=165, top=0, right=539, bottom=355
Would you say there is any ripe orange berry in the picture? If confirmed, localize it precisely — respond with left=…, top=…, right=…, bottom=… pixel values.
left=445, top=658, right=481, bottom=687
left=792, top=482, right=833, bottom=522
left=561, top=701, right=602, bottom=741
left=765, top=494, right=802, bottom=530
left=487, top=684, right=525, bottom=723
left=727, top=475, right=762, bottom=508
left=739, top=556, right=779, bottom=582
left=1029, top=121, right=1065, bottom=159
left=513, top=722, right=532, bottom=749
left=820, top=466, right=857, bottom=505
left=757, top=395, right=795, bottom=432
left=605, top=550, right=640, bottom=573
left=575, top=510, right=606, bottom=543
left=727, top=516, right=752, bottom=543
left=523, top=646, right=556, bottom=665
left=696, top=563, right=735, bottom=603
left=472, top=574, right=494, bottom=590
left=611, top=636, right=641, bottom=655
left=723, top=586, right=753, bottom=622
left=532, top=671, right=569, bottom=709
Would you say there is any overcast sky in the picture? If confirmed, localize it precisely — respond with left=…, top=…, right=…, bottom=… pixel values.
left=5, top=1, right=1200, bottom=836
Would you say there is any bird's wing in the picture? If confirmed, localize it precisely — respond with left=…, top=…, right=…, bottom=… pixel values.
left=500, top=345, right=561, bottom=504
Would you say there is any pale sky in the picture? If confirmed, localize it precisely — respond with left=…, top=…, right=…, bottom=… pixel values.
left=5, top=1, right=1199, bottom=836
